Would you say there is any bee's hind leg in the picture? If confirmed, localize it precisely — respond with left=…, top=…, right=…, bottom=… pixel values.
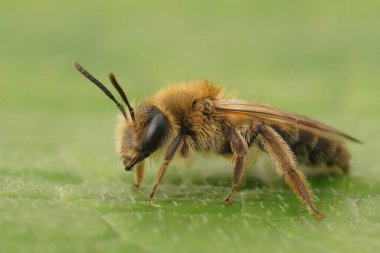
left=223, top=129, right=248, bottom=205
left=256, top=124, right=324, bottom=218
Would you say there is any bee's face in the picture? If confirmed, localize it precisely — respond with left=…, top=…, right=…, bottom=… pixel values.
left=117, top=105, right=169, bottom=170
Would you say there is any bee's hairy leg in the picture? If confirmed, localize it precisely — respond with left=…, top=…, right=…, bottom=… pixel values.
left=223, top=129, right=248, bottom=205
left=133, top=161, right=144, bottom=190
left=149, top=135, right=184, bottom=200
left=257, top=124, right=324, bottom=218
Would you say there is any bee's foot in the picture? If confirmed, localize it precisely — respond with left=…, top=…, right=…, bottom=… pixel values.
left=149, top=185, right=158, bottom=200
left=149, top=192, right=155, bottom=201
left=307, top=205, right=325, bottom=219
left=223, top=198, right=233, bottom=206
left=132, top=184, right=140, bottom=191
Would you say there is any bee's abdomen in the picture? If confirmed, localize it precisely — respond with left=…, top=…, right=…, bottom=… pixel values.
left=271, top=126, right=350, bottom=173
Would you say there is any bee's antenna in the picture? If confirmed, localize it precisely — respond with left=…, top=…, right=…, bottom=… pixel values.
left=109, top=73, right=136, bottom=124
left=72, top=61, right=128, bottom=120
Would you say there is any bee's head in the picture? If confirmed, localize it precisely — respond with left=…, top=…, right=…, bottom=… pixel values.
left=117, top=105, right=169, bottom=171
left=72, top=62, right=169, bottom=171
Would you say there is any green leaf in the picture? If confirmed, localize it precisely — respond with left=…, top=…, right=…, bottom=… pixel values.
left=1, top=1, right=379, bottom=252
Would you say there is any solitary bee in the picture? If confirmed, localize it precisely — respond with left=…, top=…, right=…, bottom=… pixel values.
left=73, top=62, right=360, bottom=218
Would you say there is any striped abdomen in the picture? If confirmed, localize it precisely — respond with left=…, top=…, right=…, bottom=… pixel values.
left=271, top=125, right=351, bottom=173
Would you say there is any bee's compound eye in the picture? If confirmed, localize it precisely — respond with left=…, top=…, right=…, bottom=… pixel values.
left=141, top=113, right=168, bottom=153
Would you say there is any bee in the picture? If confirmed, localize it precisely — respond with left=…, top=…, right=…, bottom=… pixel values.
left=73, top=61, right=360, bottom=218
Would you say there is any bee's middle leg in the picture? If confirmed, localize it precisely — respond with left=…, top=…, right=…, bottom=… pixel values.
left=224, top=129, right=248, bottom=205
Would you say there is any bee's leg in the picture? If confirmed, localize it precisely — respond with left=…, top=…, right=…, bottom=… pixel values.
left=257, top=124, right=324, bottom=218
left=149, top=135, right=184, bottom=200
left=133, top=161, right=144, bottom=190
left=223, top=129, right=248, bottom=205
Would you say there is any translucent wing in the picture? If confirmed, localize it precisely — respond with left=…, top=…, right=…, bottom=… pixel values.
left=213, top=99, right=360, bottom=143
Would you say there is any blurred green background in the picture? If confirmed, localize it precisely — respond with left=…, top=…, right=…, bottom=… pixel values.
left=1, top=0, right=380, bottom=252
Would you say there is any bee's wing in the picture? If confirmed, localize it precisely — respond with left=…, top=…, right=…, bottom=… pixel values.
left=213, top=99, right=360, bottom=143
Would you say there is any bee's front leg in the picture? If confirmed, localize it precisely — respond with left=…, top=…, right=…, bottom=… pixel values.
left=133, top=161, right=144, bottom=190
left=149, top=135, right=184, bottom=200
left=223, top=129, right=248, bottom=205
